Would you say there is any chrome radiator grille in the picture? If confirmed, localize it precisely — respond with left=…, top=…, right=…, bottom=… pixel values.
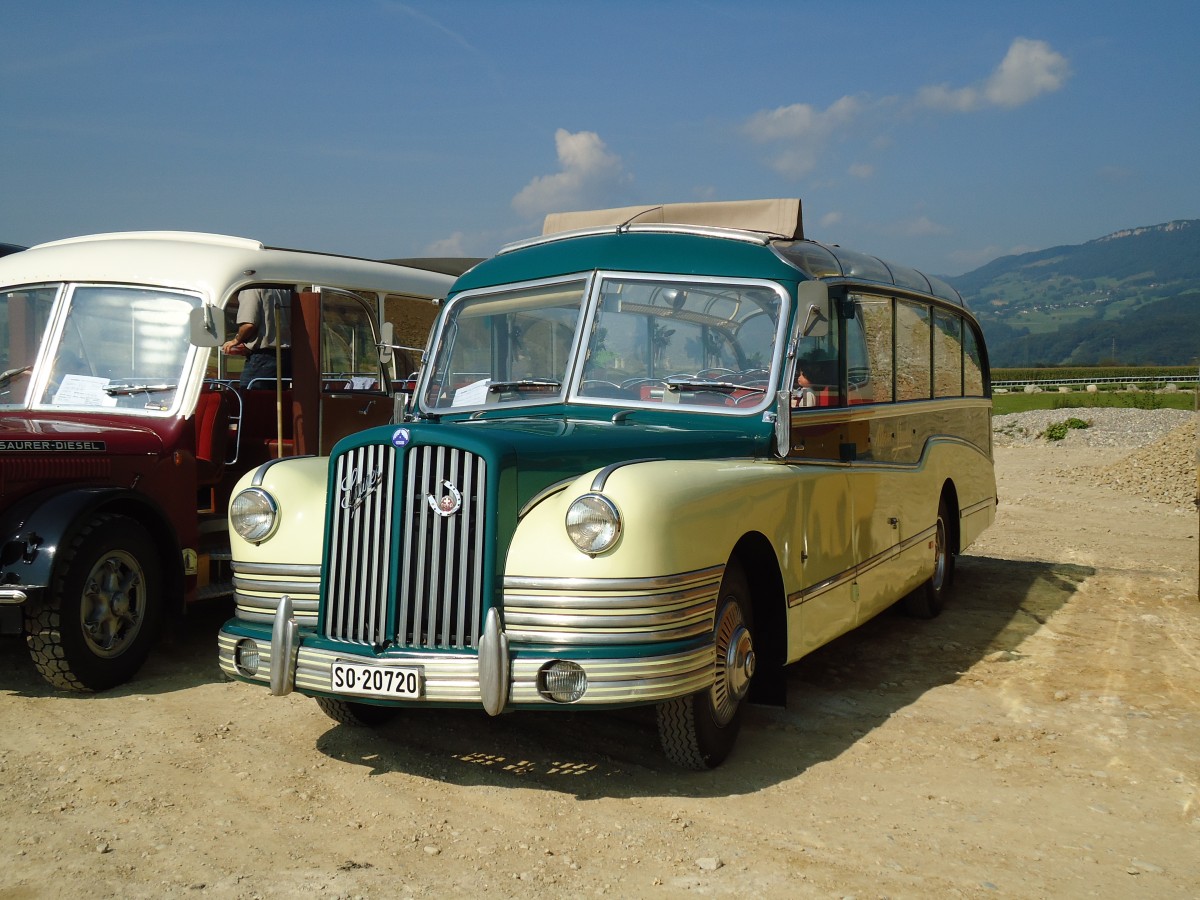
left=324, top=442, right=488, bottom=650
left=326, top=444, right=397, bottom=645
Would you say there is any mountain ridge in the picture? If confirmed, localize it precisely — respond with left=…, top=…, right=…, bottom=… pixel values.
left=947, top=219, right=1200, bottom=366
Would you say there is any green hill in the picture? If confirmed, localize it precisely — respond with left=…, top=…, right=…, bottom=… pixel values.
left=948, top=220, right=1200, bottom=366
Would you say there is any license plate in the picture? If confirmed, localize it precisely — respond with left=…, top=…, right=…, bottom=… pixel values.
left=330, top=661, right=423, bottom=699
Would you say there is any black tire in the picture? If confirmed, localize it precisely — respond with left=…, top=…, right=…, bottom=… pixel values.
left=903, top=497, right=955, bottom=619
left=25, top=513, right=163, bottom=692
left=314, top=695, right=400, bottom=727
left=657, top=559, right=755, bottom=769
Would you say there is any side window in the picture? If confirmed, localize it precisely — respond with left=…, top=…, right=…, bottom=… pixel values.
left=792, top=310, right=840, bottom=408
left=322, top=291, right=384, bottom=392
left=933, top=308, right=963, bottom=398
left=851, top=295, right=893, bottom=404
left=964, top=322, right=985, bottom=396
left=895, top=300, right=931, bottom=401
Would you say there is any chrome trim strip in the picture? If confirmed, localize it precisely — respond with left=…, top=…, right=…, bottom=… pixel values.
left=0, top=588, right=28, bottom=604
left=498, top=224, right=772, bottom=256
left=961, top=496, right=995, bottom=518
left=233, top=575, right=319, bottom=597
left=502, top=566, right=723, bottom=645
left=232, top=561, right=322, bottom=578
left=590, top=457, right=666, bottom=493
left=788, top=568, right=856, bottom=608
left=250, top=455, right=314, bottom=487
left=505, top=579, right=718, bottom=610
left=788, top=524, right=940, bottom=607
left=503, top=564, right=724, bottom=594
left=518, top=478, right=573, bottom=519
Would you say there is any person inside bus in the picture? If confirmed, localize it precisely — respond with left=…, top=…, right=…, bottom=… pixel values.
left=223, top=287, right=292, bottom=388
left=792, top=366, right=818, bottom=408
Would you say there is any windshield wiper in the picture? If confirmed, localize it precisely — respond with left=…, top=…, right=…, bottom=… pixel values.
left=487, top=380, right=562, bottom=394
left=103, top=381, right=178, bottom=396
left=0, top=365, right=32, bottom=389
left=664, top=377, right=765, bottom=394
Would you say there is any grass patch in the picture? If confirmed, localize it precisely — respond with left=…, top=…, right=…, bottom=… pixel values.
left=1041, top=417, right=1092, bottom=441
left=993, top=391, right=1195, bottom=415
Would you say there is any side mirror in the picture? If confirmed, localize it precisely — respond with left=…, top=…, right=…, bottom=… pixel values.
left=189, top=305, right=225, bottom=347
left=796, top=280, right=830, bottom=338
left=378, top=321, right=395, bottom=365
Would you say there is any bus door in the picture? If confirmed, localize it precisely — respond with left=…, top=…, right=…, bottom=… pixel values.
left=292, top=288, right=394, bottom=455
left=785, top=466, right=857, bottom=658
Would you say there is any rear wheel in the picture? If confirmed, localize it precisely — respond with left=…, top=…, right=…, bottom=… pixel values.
left=657, top=559, right=755, bottom=769
left=903, top=498, right=954, bottom=619
left=25, top=513, right=163, bottom=691
left=315, top=696, right=400, bottom=727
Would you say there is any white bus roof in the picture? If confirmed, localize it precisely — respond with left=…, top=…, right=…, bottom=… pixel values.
left=0, top=231, right=455, bottom=302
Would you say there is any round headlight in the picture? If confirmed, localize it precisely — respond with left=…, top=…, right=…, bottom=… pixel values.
left=230, top=487, right=279, bottom=543
left=565, top=493, right=621, bottom=555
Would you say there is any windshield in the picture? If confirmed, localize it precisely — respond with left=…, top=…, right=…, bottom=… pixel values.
left=20, top=284, right=202, bottom=413
left=420, top=274, right=786, bottom=414
left=0, top=285, right=59, bottom=407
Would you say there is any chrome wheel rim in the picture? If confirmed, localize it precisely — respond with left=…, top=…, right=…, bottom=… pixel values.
left=710, top=600, right=755, bottom=726
left=79, top=551, right=146, bottom=658
left=930, top=516, right=947, bottom=592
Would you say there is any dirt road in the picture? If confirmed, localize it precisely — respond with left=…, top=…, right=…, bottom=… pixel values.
left=2, top=436, right=1197, bottom=899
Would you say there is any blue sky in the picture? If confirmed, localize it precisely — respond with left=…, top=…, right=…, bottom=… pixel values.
left=4, top=1, right=1198, bottom=276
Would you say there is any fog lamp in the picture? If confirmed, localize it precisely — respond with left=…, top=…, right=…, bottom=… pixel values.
left=234, top=639, right=260, bottom=676
left=538, top=660, right=587, bottom=703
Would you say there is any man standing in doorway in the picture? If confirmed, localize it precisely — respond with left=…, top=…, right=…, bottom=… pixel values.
left=223, top=287, right=292, bottom=388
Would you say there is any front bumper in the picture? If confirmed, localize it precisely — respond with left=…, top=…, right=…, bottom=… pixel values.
left=218, top=599, right=716, bottom=712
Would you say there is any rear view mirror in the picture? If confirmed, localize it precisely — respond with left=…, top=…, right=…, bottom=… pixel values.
left=379, top=321, right=395, bottom=365
left=797, top=280, right=830, bottom=338
left=189, top=305, right=225, bottom=347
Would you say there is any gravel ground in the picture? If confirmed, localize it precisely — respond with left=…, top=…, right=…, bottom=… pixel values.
left=992, top=406, right=1198, bottom=511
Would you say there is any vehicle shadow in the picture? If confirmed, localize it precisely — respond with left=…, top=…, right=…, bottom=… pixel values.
left=312, top=554, right=1094, bottom=798
left=0, top=596, right=234, bottom=698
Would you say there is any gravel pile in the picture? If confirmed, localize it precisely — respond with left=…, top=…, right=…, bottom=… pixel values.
left=992, top=407, right=1198, bottom=510
left=992, top=407, right=1194, bottom=449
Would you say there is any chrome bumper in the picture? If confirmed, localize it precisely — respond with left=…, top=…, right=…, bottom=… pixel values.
left=0, top=587, right=28, bottom=605
left=218, top=599, right=715, bottom=712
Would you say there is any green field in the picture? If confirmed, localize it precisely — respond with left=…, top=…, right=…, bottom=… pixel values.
left=992, top=390, right=1196, bottom=415
left=992, top=365, right=1196, bottom=382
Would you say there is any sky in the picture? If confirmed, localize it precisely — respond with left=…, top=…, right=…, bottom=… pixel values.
left=4, top=0, right=1199, bottom=277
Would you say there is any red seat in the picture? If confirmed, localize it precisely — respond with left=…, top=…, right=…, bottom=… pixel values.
left=194, top=389, right=230, bottom=484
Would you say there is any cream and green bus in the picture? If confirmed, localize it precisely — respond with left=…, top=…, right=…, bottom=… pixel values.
left=219, top=199, right=996, bottom=768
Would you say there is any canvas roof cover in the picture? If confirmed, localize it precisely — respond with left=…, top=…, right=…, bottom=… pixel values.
left=543, top=199, right=804, bottom=240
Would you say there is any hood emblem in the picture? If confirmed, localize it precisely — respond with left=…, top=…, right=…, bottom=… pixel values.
left=341, top=468, right=383, bottom=513
left=427, top=480, right=463, bottom=517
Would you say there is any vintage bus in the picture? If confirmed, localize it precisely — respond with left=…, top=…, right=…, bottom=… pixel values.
left=219, top=200, right=996, bottom=768
left=0, top=232, right=457, bottom=690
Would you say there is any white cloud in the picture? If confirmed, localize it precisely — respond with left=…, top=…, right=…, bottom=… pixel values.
left=424, top=231, right=467, bottom=256
left=818, top=211, right=843, bottom=230
left=744, top=37, right=1069, bottom=179
left=918, top=37, right=1070, bottom=112
left=512, top=129, right=630, bottom=219
left=894, top=216, right=950, bottom=238
left=743, top=96, right=864, bottom=177
left=985, top=38, right=1071, bottom=108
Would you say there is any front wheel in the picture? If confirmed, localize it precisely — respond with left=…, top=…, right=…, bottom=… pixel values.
left=314, top=696, right=400, bottom=727
left=656, top=559, right=755, bottom=769
left=25, top=513, right=163, bottom=692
